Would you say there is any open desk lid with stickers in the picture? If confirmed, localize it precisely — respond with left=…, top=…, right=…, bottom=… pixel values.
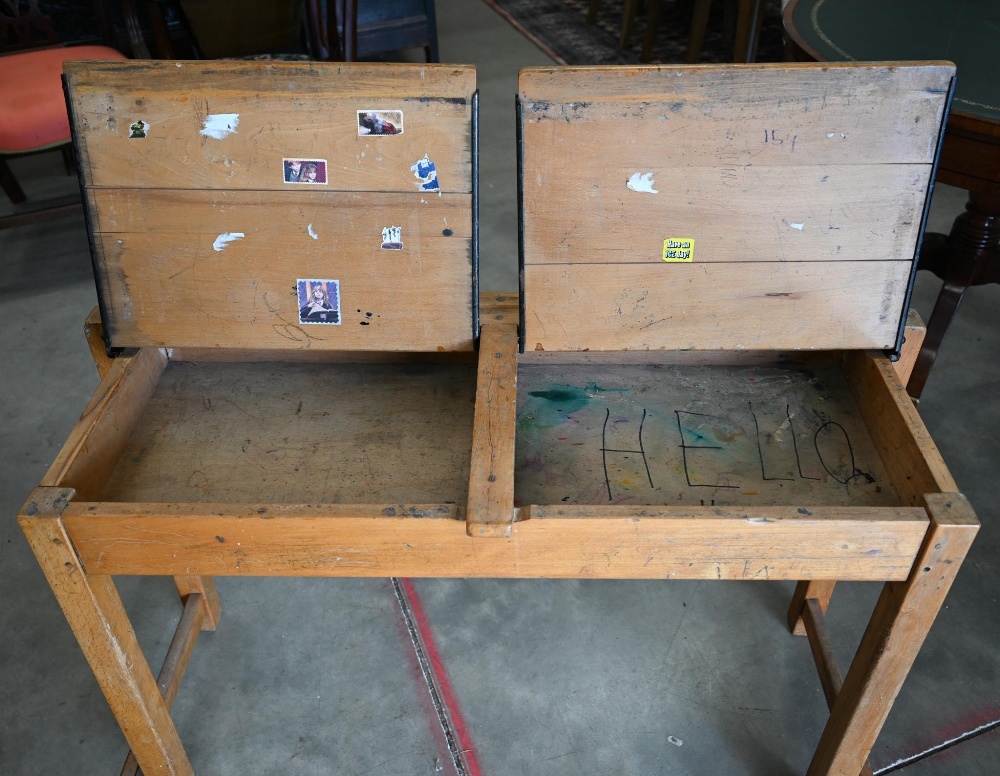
left=516, top=62, right=955, bottom=354
left=63, top=60, right=478, bottom=353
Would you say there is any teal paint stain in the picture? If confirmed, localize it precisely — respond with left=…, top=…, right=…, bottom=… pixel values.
left=523, top=384, right=591, bottom=428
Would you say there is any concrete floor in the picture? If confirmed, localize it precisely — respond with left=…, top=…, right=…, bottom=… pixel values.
left=2, top=1, right=999, bottom=773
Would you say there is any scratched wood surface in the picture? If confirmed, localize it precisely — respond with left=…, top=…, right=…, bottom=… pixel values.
left=65, top=61, right=475, bottom=192
left=98, top=361, right=477, bottom=504
left=518, top=62, right=954, bottom=352
left=515, top=361, right=899, bottom=508
left=525, top=261, right=911, bottom=351
left=64, top=61, right=476, bottom=352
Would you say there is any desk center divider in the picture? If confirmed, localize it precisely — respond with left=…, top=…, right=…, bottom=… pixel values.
left=17, top=61, right=977, bottom=776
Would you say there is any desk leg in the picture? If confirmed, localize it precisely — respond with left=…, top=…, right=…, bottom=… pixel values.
left=909, top=190, right=1000, bottom=398
left=805, top=494, right=978, bottom=776
left=19, top=488, right=193, bottom=776
left=174, top=576, right=222, bottom=631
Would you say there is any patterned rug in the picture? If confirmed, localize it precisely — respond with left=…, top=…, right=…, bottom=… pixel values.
left=482, top=0, right=787, bottom=65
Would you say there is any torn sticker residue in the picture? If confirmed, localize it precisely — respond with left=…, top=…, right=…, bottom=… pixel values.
left=358, top=110, right=403, bottom=136
left=213, top=232, right=245, bottom=251
left=788, top=222, right=805, bottom=231
left=129, top=120, right=149, bottom=138
left=626, top=172, right=658, bottom=194
left=307, top=223, right=319, bottom=240
left=663, top=238, right=694, bottom=262
left=381, top=226, right=403, bottom=250
left=200, top=113, right=240, bottom=139
left=411, top=154, right=441, bottom=193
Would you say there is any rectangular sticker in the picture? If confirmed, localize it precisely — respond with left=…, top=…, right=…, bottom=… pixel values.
left=358, top=110, right=403, bottom=136
left=297, top=279, right=341, bottom=325
left=663, top=238, right=695, bottom=262
left=283, top=159, right=328, bottom=184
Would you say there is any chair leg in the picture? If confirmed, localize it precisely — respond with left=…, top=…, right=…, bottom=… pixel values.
left=641, top=0, right=664, bottom=62
left=805, top=494, right=978, bottom=776
left=733, top=0, right=763, bottom=63
left=620, top=0, right=639, bottom=49
left=588, top=0, right=600, bottom=25
left=1, top=157, right=27, bottom=204
left=685, top=0, right=712, bottom=63
left=19, top=488, right=193, bottom=776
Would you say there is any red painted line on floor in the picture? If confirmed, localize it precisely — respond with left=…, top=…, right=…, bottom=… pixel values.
left=398, top=578, right=485, bottom=776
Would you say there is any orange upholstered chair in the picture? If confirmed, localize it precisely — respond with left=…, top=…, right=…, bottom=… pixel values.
left=0, top=0, right=127, bottom=228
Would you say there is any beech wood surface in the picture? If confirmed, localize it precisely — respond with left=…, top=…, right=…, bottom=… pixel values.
left=65, top=61, right=475, bottom=192
left=843, top=350, right=957, bottom=506
left=96, top=361, right=476, bottom=505
left=63, top=502, right=927, bottom=580
left=524, top=261, right=910, bottom=351
left=41, top=347, right=166, bottom=500
left=788, top=579, right=837, bottom=637
left=807, top=493, right=978, bottom=776
left=518, top=63, right=952, bottom=353
left=18, top=488, right=191, bottom=775
left=467, top=323, right=519, bottom=536
left=64, top=60, right=477, bottom=352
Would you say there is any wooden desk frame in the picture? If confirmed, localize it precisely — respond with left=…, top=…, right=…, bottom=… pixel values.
left=20, top=302, right=976, bottom=776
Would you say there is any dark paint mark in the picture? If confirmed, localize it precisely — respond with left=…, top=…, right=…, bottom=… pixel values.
left=359, top=321, right=370, bottom=325
left=797, top=508, right=813, bottom=516
left=442, top=228, right=454, bottom=236
left=216, top=536, right=225, bottom=543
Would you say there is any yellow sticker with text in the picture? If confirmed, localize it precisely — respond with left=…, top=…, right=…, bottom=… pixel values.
left=663, top=238, right=694, bottom=262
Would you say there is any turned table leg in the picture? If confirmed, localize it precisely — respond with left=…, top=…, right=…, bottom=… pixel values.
left=909, top=190, right=1000, bottom=398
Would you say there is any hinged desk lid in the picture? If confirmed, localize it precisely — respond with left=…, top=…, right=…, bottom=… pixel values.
left=518, top=62, right=954, bottom=353
left=65, top=61, right=477, bottom=352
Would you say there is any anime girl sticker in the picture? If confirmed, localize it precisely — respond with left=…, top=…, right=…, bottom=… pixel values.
left=297, top=279, right=341, bottom=325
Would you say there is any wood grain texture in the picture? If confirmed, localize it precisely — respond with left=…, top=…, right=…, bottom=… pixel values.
left=66, top=61, right=475, bottom=192
left=467, top=323, right=519, bottom=536
left=516, top=361, right=899, bottom=508
left=84, top=305, right=114, bottom=378
left=843, top=350, right=957, bottom=506
left=42, top=347, right=167, bottom=500
left=172, top=576, right=221, bottom=631
left=63, top=502, right=928, bottom=581
left=97, top=361, right=476, bottom=505
left=524, top=261, right=911, bottom=351
left=66, top=60, right=477, bottom=352
left=518, top=62, right=952, bottom=353
left=894, top=308, right=927, bottom=386
left=523, top=164, right=929, bottom=265
left=788, top=579, right=837, bottom=636
left=91, top=191, right=473, bottom=351
left=519, top=63, right=952, bottom=166
left=18, top=488, right=192, bottom=776
left=807, top=493, right=978, bottom=776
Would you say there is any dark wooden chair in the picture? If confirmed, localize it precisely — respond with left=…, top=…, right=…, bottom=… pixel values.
left=0, top=0, right=127, bottom=229
left=308, top=0, right=439, bottom=62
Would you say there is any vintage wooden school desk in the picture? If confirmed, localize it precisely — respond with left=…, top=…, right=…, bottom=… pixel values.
left=19, top=60, right=977, bottom=776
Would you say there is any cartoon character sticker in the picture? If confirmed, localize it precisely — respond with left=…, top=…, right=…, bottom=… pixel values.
left=283, top=159, right=328, bottom=184
left=411, top=154, right=440, bottom=193
left=358, top=110, right=403, bottom=136
left=129, top=120, right=149, bottom=138
left=381, top=226, right=403, bottom=250
left=297, top=279, right=341, bottom=325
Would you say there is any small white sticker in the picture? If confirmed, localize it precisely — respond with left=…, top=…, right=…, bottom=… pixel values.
left=381, top=226, right=403, bottom=250
left=213, top=232, right=245, bottom=251
left=627, top=172, right=659, bottom=194
left=307, top=223, right=319, bottom=240
left=200, top=113, right=240, bottom=139
left=788, top=222, right=805, bottom=231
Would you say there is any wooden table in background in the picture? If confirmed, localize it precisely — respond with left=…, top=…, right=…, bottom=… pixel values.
left=784, top=0, right=1000, bottom=397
